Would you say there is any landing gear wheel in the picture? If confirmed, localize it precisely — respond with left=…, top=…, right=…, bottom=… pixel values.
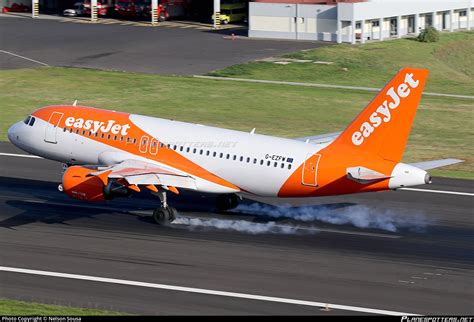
left=216, top=194, right=239, bottom=213
left=168, top=206, right=178, bottom=222
left=153, top=207, right=177, bottom=225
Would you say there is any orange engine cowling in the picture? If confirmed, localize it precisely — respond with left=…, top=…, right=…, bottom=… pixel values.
left=62, top=166, right=107, bottom=202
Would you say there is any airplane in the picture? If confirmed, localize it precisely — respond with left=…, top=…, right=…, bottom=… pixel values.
left=7, top=68, right=462, bottom=225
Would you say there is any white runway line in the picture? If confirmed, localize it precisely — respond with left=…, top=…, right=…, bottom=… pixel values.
left=400, top=187, right=474, bottom=197
left=0, top=152, right=42, bottom=159
left=0, top=50, right=49, bottom=67
left=0, top=266, right=418, bottom=316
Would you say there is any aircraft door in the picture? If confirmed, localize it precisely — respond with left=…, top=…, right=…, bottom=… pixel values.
left=302, top=153, right=321, bottom=187
left=44, top=112, right=64, bottom=144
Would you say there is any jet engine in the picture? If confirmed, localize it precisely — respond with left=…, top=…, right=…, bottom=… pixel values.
left=62, top=166, right=131, bottom=202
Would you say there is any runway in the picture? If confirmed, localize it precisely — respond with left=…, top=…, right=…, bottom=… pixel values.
left=0, top=142, right=473, bottom=315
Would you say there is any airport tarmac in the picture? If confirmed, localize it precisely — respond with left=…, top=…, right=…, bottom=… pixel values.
left=0, top=142, right=473, bottom=315
left=0, top=17, right=323, bottom=75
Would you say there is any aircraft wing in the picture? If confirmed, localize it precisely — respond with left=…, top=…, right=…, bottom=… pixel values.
left=294, top=131, right=341, bottom=145
left=89, top=159, right=197, bottom=190
left=410, top=158, right=464, bottom=170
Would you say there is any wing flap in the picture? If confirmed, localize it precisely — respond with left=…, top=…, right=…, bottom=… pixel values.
left=89, top=159, right=197, bottom=190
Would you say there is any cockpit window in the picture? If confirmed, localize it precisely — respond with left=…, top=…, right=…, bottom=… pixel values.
left=23, top=116, right=31, bottom=125
left=29, top=117, right=36, bottom=126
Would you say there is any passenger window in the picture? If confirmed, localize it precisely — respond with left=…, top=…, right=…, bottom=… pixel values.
left=76, top=129, right=79, bottom=134
left=114, top=136, right=117, bottom=141
left=220, top=153, right=223, bottom=158
left=120, top=136, right=123, bottom=141
left=160, top=143, right=164, bottom=148
left=101, top=133, right=105, bottom=138
left=70, top=128, right=73, bottom=133
left=260, top=160, right=264, bottom=165
left=267, top=161, right=271, bottom=166
left=226, top=154, right=230, bottom=159
left=233, top=155, right=236, bottom=161
left=89, top=131, right=92, bottom=136
left=253, top=158, right=257, bottom=164
left=180, top=146, right=184, bottom=152
left=107, top=134, right=111, bottom=139
left=206, top=151, right=210, bottom=156
left=246, top=157, right=250, bottom=163
left=186, top=147, right=190, bottom=152
left=174, top=145, right=177, bottom=150
left=274, top=162, right=277, bottom=167
left=63, top=127, right=67, bottom=132
left=240, top=156, right=243, bottom=162
left=288, top=164, right=292, bottom=170
left=133, top=138, right=137, bottom=144
left=281, top=163, right=284, bottom=168
left=213, top=152, right=217, bottom=157
left=82, top=130, right=86, bottom=135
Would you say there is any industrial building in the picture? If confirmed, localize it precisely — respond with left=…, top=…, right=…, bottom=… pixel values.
left=1, top=0, right=472, bottom=43
left=249, top=0, right=473, bottom=42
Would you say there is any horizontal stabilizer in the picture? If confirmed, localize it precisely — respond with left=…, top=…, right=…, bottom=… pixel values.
left=410, top=158, right=464, bottom=170
left=347, top=166, right=391, bottom=184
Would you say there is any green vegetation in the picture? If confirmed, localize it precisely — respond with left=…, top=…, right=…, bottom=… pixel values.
left=0, top=298, right=126, bottom=315
left=0, top=67, right=472, bottom=179
left=209, top=31, right=474, bottom=96
left=418, top=26, right=440, bottom=43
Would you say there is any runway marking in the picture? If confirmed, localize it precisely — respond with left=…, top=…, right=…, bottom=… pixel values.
left=0, top=50, right=49, bottom=67
left=399, top=188, right=474, bottom=197
left=410, top=276, right=427, bottom=280
left=0, top=153, right=42, bottom=159
left=398, top=280, right=415, bottom=284
left=0, top=266, right=418, bottom=316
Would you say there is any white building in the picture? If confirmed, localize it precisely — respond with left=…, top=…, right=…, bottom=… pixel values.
left=249, top=0, right=473, bottom=43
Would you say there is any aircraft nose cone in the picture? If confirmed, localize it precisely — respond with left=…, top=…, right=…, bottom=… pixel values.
left=7, top=122, right=21, bottom=145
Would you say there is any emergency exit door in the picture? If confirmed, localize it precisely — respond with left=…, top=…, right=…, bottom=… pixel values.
left=302, top=153, right=321, bottom=187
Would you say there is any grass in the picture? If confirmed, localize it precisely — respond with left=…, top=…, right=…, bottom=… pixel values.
left=209, top=31, right=474, bottom=96
left=0, top=67, right=472, bottom=179
left=0, top=299, right=126, bottom=315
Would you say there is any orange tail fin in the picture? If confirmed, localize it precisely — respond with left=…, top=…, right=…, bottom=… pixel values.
left=330, top=68, right=429, bottom=163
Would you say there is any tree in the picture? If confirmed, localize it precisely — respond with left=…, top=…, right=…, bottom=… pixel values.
left=418, top=27, right=440, bottom=43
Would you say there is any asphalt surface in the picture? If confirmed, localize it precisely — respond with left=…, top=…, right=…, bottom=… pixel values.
left=0, top=142, right=473, bottom=315
left=0, top=16, right=323, bottom=75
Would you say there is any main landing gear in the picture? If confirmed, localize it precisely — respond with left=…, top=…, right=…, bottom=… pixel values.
left=216, top=193, right=240, bottom=213
left=153, top=187, right=178, bottom=226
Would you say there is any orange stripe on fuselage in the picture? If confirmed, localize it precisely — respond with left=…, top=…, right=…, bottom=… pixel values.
left=33, top=106, right=240, bottom=191
left=277, top=145, right=396, bottom=197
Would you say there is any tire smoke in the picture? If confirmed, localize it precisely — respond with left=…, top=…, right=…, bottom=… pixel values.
left=234, top=203, right=429, bottom=232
